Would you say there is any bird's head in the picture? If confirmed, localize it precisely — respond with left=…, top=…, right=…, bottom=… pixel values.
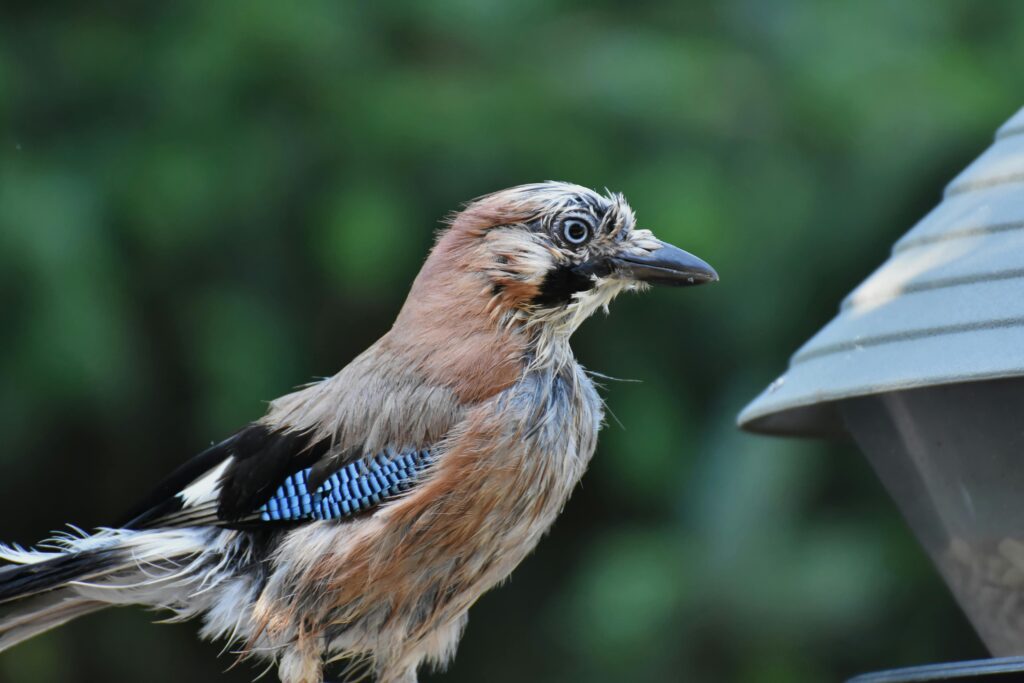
left=436, top=181, right=717, bottom=337
left=382, top=181, right=717, bottom=398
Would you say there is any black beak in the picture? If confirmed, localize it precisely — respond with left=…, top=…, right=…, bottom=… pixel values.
left=610, top=239, right=718, bottom=286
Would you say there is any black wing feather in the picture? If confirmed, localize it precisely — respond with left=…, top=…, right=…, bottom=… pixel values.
left=119, top=431, right=243, bottom=529
left=119, top=422, right=433, bottom=531
left=216, top=426, right=330, bottom=521
left=121, top=424, right=330, bottom=529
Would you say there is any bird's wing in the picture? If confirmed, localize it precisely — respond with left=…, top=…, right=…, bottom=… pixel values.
left=120, top=423, right=436, bottom=530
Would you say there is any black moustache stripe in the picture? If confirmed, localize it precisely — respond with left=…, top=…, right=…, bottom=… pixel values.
left=532, top=261, right=613, bottom=307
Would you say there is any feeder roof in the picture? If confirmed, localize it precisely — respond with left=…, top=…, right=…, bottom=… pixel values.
left=739, top=106, right=1024, bottom=437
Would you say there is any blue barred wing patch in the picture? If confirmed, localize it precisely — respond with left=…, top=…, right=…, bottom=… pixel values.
left=258, top=449, right=434, bottom=522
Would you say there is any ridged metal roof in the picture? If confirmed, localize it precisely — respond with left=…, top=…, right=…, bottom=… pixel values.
left=739, top=106, right=1024, bottom=436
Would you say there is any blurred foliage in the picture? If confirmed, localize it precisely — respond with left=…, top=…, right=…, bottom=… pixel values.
left=2, top=1, right=1023, bottom=681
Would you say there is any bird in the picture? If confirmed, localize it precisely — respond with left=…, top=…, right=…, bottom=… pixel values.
left=0, top=181, right=717, bottom=683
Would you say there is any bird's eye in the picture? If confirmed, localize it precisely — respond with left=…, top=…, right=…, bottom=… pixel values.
left=562, top=219, right=591, bottom=245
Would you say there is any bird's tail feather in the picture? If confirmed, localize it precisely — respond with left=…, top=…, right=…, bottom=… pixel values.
left=0, top=588, right=106, bottom=652
left=0, top=527, right=217, bottom=654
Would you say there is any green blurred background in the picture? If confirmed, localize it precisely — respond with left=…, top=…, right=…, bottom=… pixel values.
left=2, top=1, right=1023, bottom=681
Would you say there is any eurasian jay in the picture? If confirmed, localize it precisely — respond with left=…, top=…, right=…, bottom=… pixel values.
left=0, top=182, right=717, bottom=683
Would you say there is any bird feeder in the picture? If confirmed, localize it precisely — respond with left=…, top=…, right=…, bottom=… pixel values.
left=739, top=106, right=1024, bottom=682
